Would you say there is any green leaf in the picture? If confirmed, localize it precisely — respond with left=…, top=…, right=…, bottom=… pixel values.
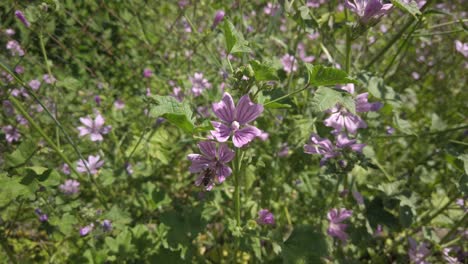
left=222, top=20, right=251, bottom=54
left=458, top=154, right=468, bottom=175
left=149, top=95, right=194, bottom=133
left=393, top=115, right=415, bottom=135
left=311, top=87, right=356, bottom=114
left=250, top=60, right=279, bottom=81
left=0, top=173, right=31, bottom=207
left=430, top=113, right=447, bottom=132
left=306, top=64, right=358, bottom=86
left=264, top=102, right=292, bottom=109
left=282, top=225, right=328, bottom=264
left=5, top=139, right=38, bottom=168
left=391, top=0, right=422, bottom=19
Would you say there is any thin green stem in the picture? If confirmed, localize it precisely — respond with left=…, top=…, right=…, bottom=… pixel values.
left=439, top=212, right=468, bottom=245
left=410, top=29, right=464, bottom=37
left=264, top=84, right=310, bottom=106
left=234, top=148, right=242, bottom=226
left=345, top=10, right=351, bottom=74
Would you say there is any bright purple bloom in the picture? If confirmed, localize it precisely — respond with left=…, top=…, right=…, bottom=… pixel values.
left=43, top=74, right=56, bottom=84
left=94, top=95, right=101, bottom=106
left=102, top=220, right=112, bottom=232
left=324, top=106, right=367, bottom=134
left=455, top=40, right=468, bottom=58
left=80, top=223, right=94, bottom=236
left=143, top=68, right=152, bottom=78
left=257, top=209, right=275, bottom=226
left=408, top=238, right=431, bottom=264
left=212, top=10, right=225, bottom=29
left=34, top=209, right=48, bottom=222
left=77, top=155, right=104, bottom=175
left=3, top=125, right=21, bottom=143
left=335, top=133, right=366, bottom=152
left=345, top=0, right=393, bottom=24
left=15, top=10, right=30, bottom=27
left=190, top=72, right=211, bottom=96
left=77, top=114, right=111, bottom=141
left=211, top=92, right=264, bottom=148
left=281, top=54, right=297, bottom=73
left=355, top=92, right=383, bottom=112
left=59, top=179, right=80, bottom=195
left=6, top=40, right=25, bottom=56
left=304, top=133, right=339, bottom=165
left=29, top=79, right=41, bottom=90
left=327, top=208, right=352, bottom=242
left=188, top=141, right=235, bottom=191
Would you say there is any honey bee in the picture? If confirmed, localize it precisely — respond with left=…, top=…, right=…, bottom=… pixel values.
left=199, top=168, right=216, bottom=189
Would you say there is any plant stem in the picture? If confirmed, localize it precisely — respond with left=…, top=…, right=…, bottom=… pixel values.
left=345, top=10, right=351, bottom=74
left=439, top=210, right=468, bottom=245
left=234, top=148, right=242, bottom=226
left=264, top=84, right=310, bottom=106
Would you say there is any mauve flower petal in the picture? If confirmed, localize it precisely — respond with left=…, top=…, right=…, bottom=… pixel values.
left=210, top=121, right=232, bottom=142
left=212, top=93, right=236, bottom=123
left=77, top=126, right=90, bottom=136
left=90, top=133, right=103, bottom=142
left=235, top=95, right=264, bottom=125
left=216, top=164, right=232, bottom=183
left=217, top=143, right=235, bottom=163
left=80, top=117, right=93, bottom=127
left=198, top=141, right=217, bottom=158
left=94, top=114, right=105, bottom=128
left=187, top=154, right=211, bottom=172
left=232, top=126, right=261, bottom=148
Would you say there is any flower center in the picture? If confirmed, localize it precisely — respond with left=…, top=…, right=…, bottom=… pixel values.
left=231, top=121, right=240, bottom=131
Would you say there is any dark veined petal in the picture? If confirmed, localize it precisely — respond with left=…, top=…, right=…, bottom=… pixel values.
left=212, top=92, right=236, bottom=123
left=235, top=94, right=264, bottom=125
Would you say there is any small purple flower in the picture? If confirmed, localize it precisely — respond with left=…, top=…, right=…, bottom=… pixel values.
left=297, top=43, right=315, bottom=63
left=352, top=190, right=364, bottom=205
left=408, top=238, right=431, bottom=264
left=190, top=72, right=211, bottom=97
left=171, top=87, right=184, bottom=102
left=345, top=0, right=393, bottom=24
left=114, top=99, right=125, bottom=110
left=102, top=219, right=112, bottom=232
left=212, top=10, right=225, bottom=29
left=5, top=28, right=15, bottom=36
left=455, top=40, right=468, bottom=58
left=59, top=179, right=80, bottom=195
left=94, top=95, right=101, bottom=106
left=80, top=223, right=94, bottom=236
left=281, top=54, right=297, bottom=73
left=210, top=92, right=264, bottom=148
left=43, top=74, right=56, bottom=84
left=374, top=224, right=383, bottom=237
left=327, top=208, right=352, bottom=242
left=125, top=162, right=133, bottom=175
left=335, top=133, right=366, bottom=152
left=386, top=125, right=395, bottom=135
left=277, top=143, right=290, bottom=157
left=304, top=133, right=339, bottom=165
left=15, top=10, right=30, bottom=27
left=61, top=163, right=71, bottom=175
left=143, top=68, right=153, bottom=78
left=188, top=141, right=235, bottom=191
left=324, top=106, right=367, bottom=134
left=257, top=209, right=275, bottom=226
left=34, top=209, right=48, bottom=222
left=355, top=92, right=383, bottom=112
left=29, top=79, right=41, bottom=90
left=77, top=114, right=111, bottom=141
left=15, top=66, right=24, bottom=74
left=442, top=247, right=462, bottom=264
left=2, top=125, right=21, bottom=143
left=264, top=3, right=280, bottom=16
left=6, top=40, right=25, bottom=56
left=77, top=155, right=104, bottom=175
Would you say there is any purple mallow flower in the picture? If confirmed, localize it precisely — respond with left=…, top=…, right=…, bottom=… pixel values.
left=6, top=40, right=25, bottom=56
left=77, top=114, right=111, bottom=141
left=335, top=133, right=366, bottom=152
left=43, top=74, right=56, bottom=84
left=59, top=179, right=80, bottom=195
left=442, top=247, right=463, bottom=264
left=102, top=219, right=112, bottom=232
left=327, top=208, right=352, bottom=242
left=211, top=92, right=264, bottom=148
left=190, top=72, right=211, bottom=96
left=345, top=0, right=393, bottom=24
left=77, top=155, right=104, bottom=175
left=15, top=10, right=30, bottom=27
left=408, top=238, right=431, bottom=264
left=80, top=223, right=94, bottom=236
left=5, top=28, right=15, bottom=36
left=324, top=106, right=367, bottom=134
left=281, top=54, right=297, bottom=73
left=34, top=209, right=48, bottom=222
left=188, top=141, right=235, bottom=191
left=212, top=10, right=225, bottom=29
left=455, top=40, right=468, bottom=58
left=304, top=134, right=339, bottom=165
left=257, top=209, right=275, bottom=226
left=143, top=68, right=152, bottom=78
left=3, top=125, right=21, bottom=143
left=114, top=99, right=125, bottom=110
left=264, top=2, right=280, bottom=16
left=29, top=79, right=41, bottom=90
